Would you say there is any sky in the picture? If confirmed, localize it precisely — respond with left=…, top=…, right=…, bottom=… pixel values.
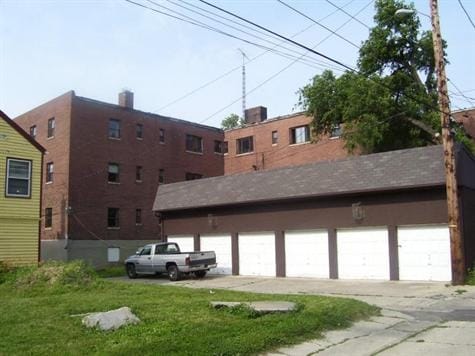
left=1, top=0, right=474, bottom=129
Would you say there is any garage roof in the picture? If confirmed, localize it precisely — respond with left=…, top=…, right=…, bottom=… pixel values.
left=153, top=145, right=447, bottom=212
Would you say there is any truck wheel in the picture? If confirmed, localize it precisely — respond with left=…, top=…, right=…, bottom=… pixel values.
left=167, top=265, right=181, bottom=281
left=194, top=270, right=207, bottom=278
left=126, top=264, right=137, bottom=279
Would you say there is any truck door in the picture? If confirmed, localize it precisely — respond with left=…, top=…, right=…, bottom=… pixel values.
left=152, top=243, right=180, bottom=272
left=135, top=245, right=153, bottom=273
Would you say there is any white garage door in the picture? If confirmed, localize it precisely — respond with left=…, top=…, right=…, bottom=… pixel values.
left=337, top=228, right=389, bottom=280
left=239, top=232, right=275, bottom=277
left=201, top=234, right=232, bottom=275
left=167, top=235, right=194, bottom=252
left=398, top=225, right=451, bottom=281
left=285, top=230, right=329, bottom=278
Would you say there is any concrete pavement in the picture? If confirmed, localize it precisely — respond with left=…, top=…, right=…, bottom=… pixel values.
left=113, top=275, right=475, bottom=355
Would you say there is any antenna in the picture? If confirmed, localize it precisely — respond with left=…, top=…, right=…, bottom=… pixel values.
left=237, top=48, right=248, bottom=119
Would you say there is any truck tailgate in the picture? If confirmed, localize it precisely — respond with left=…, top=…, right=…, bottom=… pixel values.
left=188, top=251, right=216, bottom=266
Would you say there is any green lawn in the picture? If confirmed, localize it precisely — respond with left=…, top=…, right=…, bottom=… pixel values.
left=0, top=264, right=379, bottom=355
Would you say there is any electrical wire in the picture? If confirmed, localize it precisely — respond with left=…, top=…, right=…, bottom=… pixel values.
left=457, top=0, right=475, bottom=32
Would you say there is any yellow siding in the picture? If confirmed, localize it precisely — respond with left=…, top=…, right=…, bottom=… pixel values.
left=0, top=119, right=42, bottom=266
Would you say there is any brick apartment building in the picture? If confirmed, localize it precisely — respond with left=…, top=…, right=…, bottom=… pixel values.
left=224, top=106, right=348, bottom=174
left=14, top=90, right=224, bottom=266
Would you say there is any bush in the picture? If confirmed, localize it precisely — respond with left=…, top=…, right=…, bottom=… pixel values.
left=12, top=260, right=98, bottom=292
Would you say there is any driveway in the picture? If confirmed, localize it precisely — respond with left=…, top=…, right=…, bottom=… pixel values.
left=114, top=275, right=475, bottom=355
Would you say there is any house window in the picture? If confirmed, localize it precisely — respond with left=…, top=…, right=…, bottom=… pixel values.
left=159, top=169, right=164, bottom=184
left=185, top=172, right=203, bottom=180
left=331, top=124, right=342, bottom=138
left=214, top=140, right=225, bottom=154
left=47, top=118, right=55, bottom=138
left=107, top=208, right=120, bottom=228
left=45, top=208, right=52, bottom=228
left=5, top=158, right=31, bottom=198
left=223, top=141, right=228, bottom=154
left=46, top=162, right=54, bottom=183
left=186, top=134, right=203, bottom=153
left=290, top=125, right=310, bottom=144
left=108, top=119, right=121, bottom=139
left=30, top=125, right=37, bottom=139
left=108, top=163, right=120, bottom=183
left=136, top=124, right=143, bottom=139
left=272, top=130, right=278, bottom=145
left=135, top=209, right=142, bottom=225
left=159, top=128, right=165, bottom=143
left=236, top=136, right=254, bottom=154
left=136, top=166, right=143, bottom=182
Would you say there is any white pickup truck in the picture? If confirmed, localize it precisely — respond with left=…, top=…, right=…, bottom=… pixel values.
left=124, top=242, right=217, bottom=281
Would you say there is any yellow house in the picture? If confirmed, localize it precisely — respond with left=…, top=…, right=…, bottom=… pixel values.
left=0, top=110, right=45, bottom=266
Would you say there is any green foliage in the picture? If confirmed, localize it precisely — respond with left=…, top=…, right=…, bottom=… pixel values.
left=96, top=265, right=127, bottom=278
left=298, top=0, right=471, bottom=154
left=466, top=265, right=475, bottom=285
left=7, top=260, right=98, bottom=293
left=221, top=113, right=245, bottom=130
left=0, top=279, right=378, bottom=355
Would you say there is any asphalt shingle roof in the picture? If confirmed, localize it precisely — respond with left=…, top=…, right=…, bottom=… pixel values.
left=153, top=145, right=446, bottom=212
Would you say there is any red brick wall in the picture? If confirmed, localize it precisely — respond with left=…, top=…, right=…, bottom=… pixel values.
left=453, top=108, right=475, bottom=139
left=224, top=113, right=349, bottom=175
left=14, top=91, right=74, bottom=241
left=15, top=91, right=224, bottom=242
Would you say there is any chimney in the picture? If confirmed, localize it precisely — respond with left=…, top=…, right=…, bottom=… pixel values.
left=244, top=106, right=267, bottom=124
left=118, top=90, right=134, bottom=109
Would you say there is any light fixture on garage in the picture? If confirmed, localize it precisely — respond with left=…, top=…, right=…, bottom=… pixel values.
left=208, top=214, right=218, bottom=229
left=352, top=202, right=365, bottom=221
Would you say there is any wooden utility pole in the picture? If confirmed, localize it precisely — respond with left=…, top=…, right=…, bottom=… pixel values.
left=430, top=0, right=465, bottom=284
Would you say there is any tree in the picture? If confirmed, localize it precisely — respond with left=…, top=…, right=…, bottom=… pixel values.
left=221, top=113, right=245, bottom=130
left=299, top=0, right=472, bottom=154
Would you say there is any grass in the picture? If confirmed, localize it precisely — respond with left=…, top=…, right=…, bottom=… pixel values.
left=0, top=262, right=379, bottom=355
left=96, top=265, right=127, bottom=278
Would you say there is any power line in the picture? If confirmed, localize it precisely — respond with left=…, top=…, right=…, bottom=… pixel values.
left=325, top=0, right=371, bottom=29
left=457, top=0, right=475, bottom=32
left=155, top=0, right=358, bottom=113
left=198, top=0, right=356, bottom=72
left=276, top=0, right=361, bottom=49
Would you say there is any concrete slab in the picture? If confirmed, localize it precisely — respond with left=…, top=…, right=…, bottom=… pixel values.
left=211, top=301, right=297, bottom=313
left=408, top=324, right=475, bottom=345
left=380, top=342, right=475, bottom=356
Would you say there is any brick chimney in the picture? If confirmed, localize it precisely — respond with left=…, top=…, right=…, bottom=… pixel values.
left=118, top=90, right=134, bottom=109
left=244, top=106, right=267, bottom=124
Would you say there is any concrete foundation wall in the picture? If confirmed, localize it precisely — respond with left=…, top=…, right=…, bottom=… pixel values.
left=66, top=239, right=156, bottom=268
left=41, top=239, right=68, bottom=262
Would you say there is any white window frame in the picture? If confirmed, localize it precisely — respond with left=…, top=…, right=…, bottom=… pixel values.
left=6, top=158, right=32, bottom=198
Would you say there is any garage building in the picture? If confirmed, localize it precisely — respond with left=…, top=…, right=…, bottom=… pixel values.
left=152, top=145, right=475, bottom=283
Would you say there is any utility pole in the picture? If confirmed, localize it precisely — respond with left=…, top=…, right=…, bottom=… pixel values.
left=430, top=0, right=465, bottom=284
left=237, top=48, right=248, bottom=119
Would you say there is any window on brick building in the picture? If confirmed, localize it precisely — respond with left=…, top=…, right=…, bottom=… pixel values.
left=136, top=124, right=143, bottom=139
left=47, top=118, right=55, bottom=138
left=159, top=169, right=164, bottom=184
left=223, top=141, right=228, bottom=154
left=236, top=136, right=254, bottom=154
left=108, top=163, right=120, bottom=183
left=135, top=209, right=142, bottom=225
left=185, top=172, right=203, bottom=180
left=30, top=125, right=37, bottom=139
left=136, top=166, right=143, bottom=182
left=6, top=158, right=31, bottom=198
left=186, top=134, right=203, bottom=153
left=272, top=130, right=278, bottom=145
left=46, top=162, right=54, bottom=183
left=108, top=119, right=121, bottom=139
left=330, top=124, right=342, bottom=138
left=159, top=128, right=165, bottom=143
left=290, top=125, right=310, bottom=144
left=45, top=208, right=52, bottom=228
left=214, top=140, right=225, bottom=154
left=107, top=208, right=120, bottom=228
